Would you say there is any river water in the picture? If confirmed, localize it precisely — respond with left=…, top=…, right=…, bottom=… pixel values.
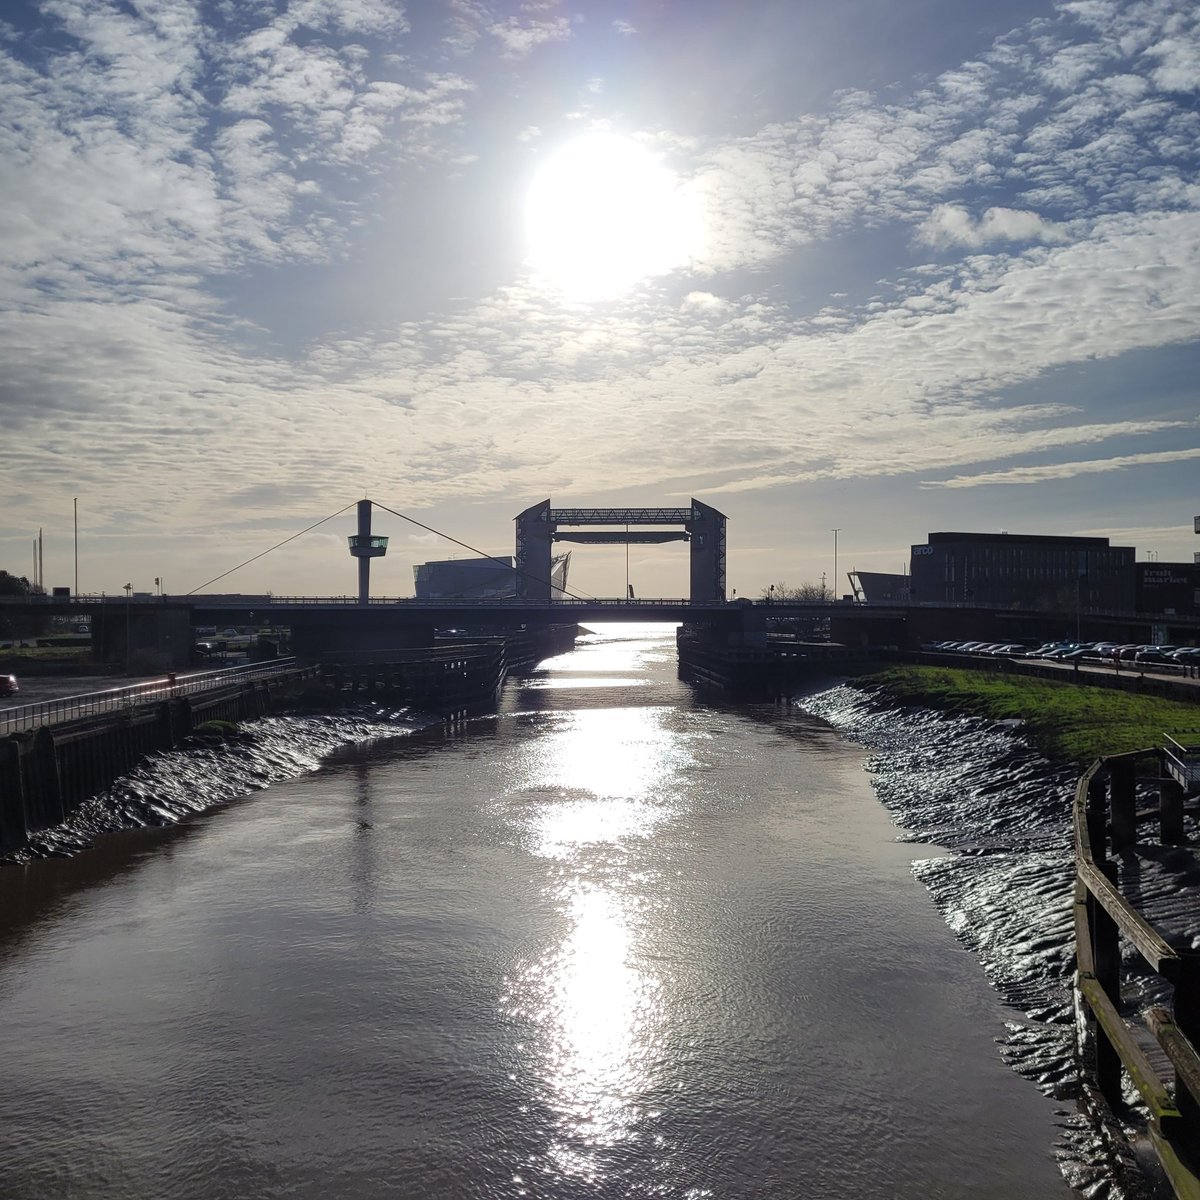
left=0, top=625, right=1077, bottom=1199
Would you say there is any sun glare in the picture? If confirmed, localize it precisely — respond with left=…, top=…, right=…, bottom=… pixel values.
left=524, top=133, right=700, bottom=301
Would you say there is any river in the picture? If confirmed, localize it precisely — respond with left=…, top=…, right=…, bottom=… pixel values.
left=0, top=625, right=1076, bottom=1199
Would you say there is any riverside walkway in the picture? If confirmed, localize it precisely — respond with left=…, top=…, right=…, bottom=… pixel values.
left=0, top=659, right=307, bottom=736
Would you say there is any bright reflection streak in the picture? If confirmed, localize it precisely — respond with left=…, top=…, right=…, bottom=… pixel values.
left=523, top=677, right=648, bottom=690
left=499, top=689, right=690, bottom=1181
left=529, top=706, right=685, bottom=805
left=507, top=882, right=660, bottom=1184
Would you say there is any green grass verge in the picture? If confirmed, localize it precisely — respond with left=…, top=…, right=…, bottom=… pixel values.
left=857, top=666, right=1200, bottom=764
left=0, top=646, right=90, bottom=660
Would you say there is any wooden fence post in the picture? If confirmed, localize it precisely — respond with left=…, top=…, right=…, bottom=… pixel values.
left=1087, top=773, right=1109, bottom=863
left=1090, top=858, right=1124, bottom=1109
left=1159, top=778, right=1186, bottom=846
left=1174, top=958, right=1200, bottom=1155
left=1109, top=758, right=1137, bottom=853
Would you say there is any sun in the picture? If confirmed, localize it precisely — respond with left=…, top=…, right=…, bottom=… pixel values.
left=524, top=132, right=700, bottom=301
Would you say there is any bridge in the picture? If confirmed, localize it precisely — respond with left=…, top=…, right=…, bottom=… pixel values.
left=5, top=492, right=1199, bottom=671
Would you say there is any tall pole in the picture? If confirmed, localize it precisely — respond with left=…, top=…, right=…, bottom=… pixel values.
left=73, top=497, right=78, bottom=596
left=831, top=528, right=840, bottom=601
left=357, top=499, right=371, bottom=606
left=625, top=524, right=630, bottom=600
left=124, top=582, right=132, bottom=674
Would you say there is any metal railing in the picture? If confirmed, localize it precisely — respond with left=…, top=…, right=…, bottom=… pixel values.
left=1164, top=736, right=1200, bottom=792
left=0, top=658, right=306, bottom=736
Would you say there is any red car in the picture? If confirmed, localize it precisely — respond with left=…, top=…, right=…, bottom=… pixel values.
left=0, top=674, right=18, bottom=697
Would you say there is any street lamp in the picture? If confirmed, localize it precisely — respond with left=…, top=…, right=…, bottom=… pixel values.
left=831, top=528, right=841, bottom=602
left=123, top=582, right=133, bottom=674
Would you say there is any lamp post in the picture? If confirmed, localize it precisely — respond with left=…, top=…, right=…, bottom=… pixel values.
left=73, top=497, right=78, bottom=596
left=831, top=528, right=840, bottom=602
left=124, top=582, right=133, bottom=674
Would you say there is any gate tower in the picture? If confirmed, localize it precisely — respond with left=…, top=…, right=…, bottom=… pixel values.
left=514, top=499, right=726, bottom=602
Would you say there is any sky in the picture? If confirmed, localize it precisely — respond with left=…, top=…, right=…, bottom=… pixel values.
left=1, top=0, right=1198, bottom=601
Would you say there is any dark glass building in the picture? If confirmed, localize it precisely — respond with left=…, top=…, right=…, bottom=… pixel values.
left=909, top=532, right=1135, bottom=611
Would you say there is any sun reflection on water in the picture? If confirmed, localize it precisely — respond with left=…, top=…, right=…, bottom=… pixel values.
left=524, top=706, right=688, bottom=804
left=501, top=698, right=688, bottom=1184
left=504, top=879, right=664, bottom=1188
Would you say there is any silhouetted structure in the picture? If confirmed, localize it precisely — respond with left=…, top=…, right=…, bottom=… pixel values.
left=347, top=499, right=388, bottom=605
left=1136, top=561, right=1200, bottom=617
left=514, top=499, right=727, bottom=601
left=413, top=554, right=571, bottom=600
left=909, top=532, right=1135, bottom=611
left=848, top=571, right=909, bottom=603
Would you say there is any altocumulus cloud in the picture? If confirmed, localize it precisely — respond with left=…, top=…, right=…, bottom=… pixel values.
left=0, top=0, right=1199, bottom=587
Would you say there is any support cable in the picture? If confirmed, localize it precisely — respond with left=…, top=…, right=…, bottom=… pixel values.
left=185, top=502, right=358, bottom=595
left=370, top=499, right=595, bottom=601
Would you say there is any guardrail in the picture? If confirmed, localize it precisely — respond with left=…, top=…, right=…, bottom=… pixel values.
left=0, top=659, right=306, bottom=736
left=1074, top=749, right=1200, bottom=1196
left=1165, top=737, right=1200, bottom=792
left=258, top=596, right=732, bottom=607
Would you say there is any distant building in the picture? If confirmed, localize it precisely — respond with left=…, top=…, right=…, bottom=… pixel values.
left=1136, top=561, right=1200, bottom=617
left=909, top=532, right=1135, bottom=611
left=413, top=553, right=571, bottom=600
left=848, top=571, right=909, bottom=603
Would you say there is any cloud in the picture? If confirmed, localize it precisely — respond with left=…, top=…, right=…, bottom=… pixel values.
left=4, top=0, right=1200, bottom=595
left=680, top=291, right=731, bottom=314
left=915, top=205, right=1068, bottom=249
left=927, top=447, right=1200, bottom=488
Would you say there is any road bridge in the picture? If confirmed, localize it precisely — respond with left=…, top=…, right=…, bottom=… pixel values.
left=5, top=594, right=1199, bottom=671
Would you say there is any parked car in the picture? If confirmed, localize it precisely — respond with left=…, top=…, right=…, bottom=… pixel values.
left=1134, top=648, right=1171, bottom=665
left=1059, top=647, right=1095, bottom=661
left=0, top=673, right=18, bottom=697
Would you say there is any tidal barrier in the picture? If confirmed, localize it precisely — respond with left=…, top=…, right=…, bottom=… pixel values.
left=1074, top=746, right=1200, bottom=1197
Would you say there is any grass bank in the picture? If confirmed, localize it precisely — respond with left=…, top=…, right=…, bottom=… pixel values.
left=857, top=666, right=1200, bottom=764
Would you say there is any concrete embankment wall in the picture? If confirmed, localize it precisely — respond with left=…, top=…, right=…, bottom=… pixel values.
left=676, top=637, right=876, bottom=692
left=0, top=628, right=580, bottom=857
left=0, top=670, right=317, bottom=856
